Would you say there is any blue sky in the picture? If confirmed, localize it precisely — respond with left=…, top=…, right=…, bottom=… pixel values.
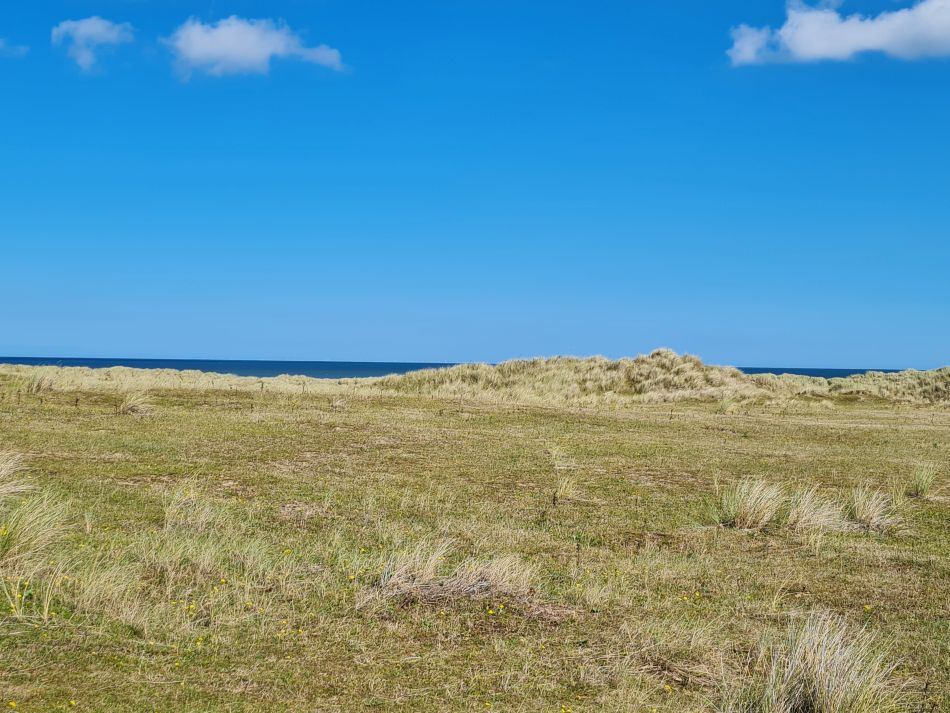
left=1, top=1, right=948, bottom=368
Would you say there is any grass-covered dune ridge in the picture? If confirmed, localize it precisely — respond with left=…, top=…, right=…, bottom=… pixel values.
left=2, top=349, right=948, bottom=405
left=378, top=349, right=950, bottom=405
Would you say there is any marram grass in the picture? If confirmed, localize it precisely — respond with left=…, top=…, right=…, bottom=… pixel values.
left=0, top=356, right=947, bottom=712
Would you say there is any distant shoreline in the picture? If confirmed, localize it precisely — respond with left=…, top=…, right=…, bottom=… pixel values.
left=0, top=355, right=904, bottom=380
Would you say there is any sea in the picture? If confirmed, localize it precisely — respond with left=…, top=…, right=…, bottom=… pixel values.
left=0, top=356, right=903, bottom=380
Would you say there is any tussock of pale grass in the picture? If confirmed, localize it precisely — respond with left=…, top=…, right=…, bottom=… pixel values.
left=116, top=391, right=153, bottom=416
left=444, top=556, right=535, bottom=599
left=905, top=464, right=937, bottom=499
left=721, top=612, right=909, bottom=713
left=846, top=485, right=901, bottom=534
left=716, top=479, right=784, bottom=530
left=374, top=541, right=534, bottom=604
left=21, top=370, right=55, bottom=394
left=0, top=494, right=69, bottom=568
left=0, top=451, right=32, bottom=502
left=67, top=559, right=154, bottom=633
left=786, top=487, right=849, bottom=532
left=554, top=476, right=578, bottom=504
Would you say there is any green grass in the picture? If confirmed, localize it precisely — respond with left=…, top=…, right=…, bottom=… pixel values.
left=0, top=364, right=947, bottom=711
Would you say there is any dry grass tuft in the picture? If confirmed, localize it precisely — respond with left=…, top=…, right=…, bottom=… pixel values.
left=721, top=611, right=909, bottom=712
left=0, top=451, right=32, bottom=502
left=846, top=485, right=901, bottom=534
left=786, top=486, right=849, bottom=532
left=374, top=541, right=535, bottom=605
left=0, top=494, right=69, bottom=568
left=554, top=476, right=579, bottom=504
left=21, top=370, right=55, bottom=394
left=116, top=391, right=154, bottom=416
left=716, top=479, right=784, bottom=530
left=905, top=464, right=937, bottom=499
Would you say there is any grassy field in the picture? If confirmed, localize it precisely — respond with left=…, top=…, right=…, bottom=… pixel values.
left=0, top=355, right=947, bottom=712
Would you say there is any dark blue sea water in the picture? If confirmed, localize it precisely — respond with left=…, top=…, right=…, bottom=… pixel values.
left=738, top=366, right=901, bottom=378
left=0, top=356, right=905, bottom=380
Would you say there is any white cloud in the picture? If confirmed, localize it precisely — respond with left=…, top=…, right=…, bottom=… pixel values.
left=729, top=0, right=950, bottom=65
left=0, top=38, right=29, bottom=58
left=51, top=16, right=134, bottom=71
left=165, top=16, right=343, bottom=78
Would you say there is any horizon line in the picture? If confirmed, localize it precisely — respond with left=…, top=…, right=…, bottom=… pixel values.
left=0, top=354, right=924, bottom=373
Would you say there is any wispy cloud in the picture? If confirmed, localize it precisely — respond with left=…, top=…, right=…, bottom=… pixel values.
left=165, top=16, right=343, bottom=78
left=51, top=16, right=134, bottom=71
left=729, top=0, right=950, bottom=65
left=0, top=38, right=29, bottom=58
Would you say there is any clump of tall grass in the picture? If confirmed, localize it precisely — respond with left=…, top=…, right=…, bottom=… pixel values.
left=0, top=494, right=69, bottom=568
left=66, top=559, right=153, bottom=633
left=373, top=540, right=534, bottom=604
left=0, top=451, right=32, bottom=502
left=21, top=370, right=55, bottom=394
left=904, top=464, right=937, bottom=499
left=116, top=391, right=153, bottom=416
left=721, top=612, right=909, bottom=712
left=716, top=479, right=784, bottom=530
left=553, top=476, right=578, bottom=505
left=846, top=485, right=901, bottom=534
left=786, top=486, right=849, bottom=532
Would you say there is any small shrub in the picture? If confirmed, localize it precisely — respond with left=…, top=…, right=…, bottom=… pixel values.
left=721, top=612, right=909, bottom=712
left=716, top=479, right=784, bottom=530
left=905, top=464, right=936, bottom=499
left=786, top=486, right=849, bottom=532
left=846, top=485, right=900, bottom=534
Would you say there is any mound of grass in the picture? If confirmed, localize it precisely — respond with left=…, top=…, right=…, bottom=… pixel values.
left=846, top=485, right=901, bottom=534
left=905, top=464, right=937, bottom=499
left=376, top=350, right=950, bottom=406
left=716, top=479, right=784, bottom=530
left=376, top=349, right=773, bottom=405
left=828, top=367, right=950, bottom=403
left=786, top=486, right=849, bottom=532
left=116, top=392, right=153, bottom=416
left=723, top=612, right=909, bottom=713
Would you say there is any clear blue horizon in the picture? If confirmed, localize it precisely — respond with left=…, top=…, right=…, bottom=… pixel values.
left=2, top=1, right=948, bottom=370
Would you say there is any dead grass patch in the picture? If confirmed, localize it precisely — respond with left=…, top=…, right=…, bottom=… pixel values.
left=369, top=540, right=535, bottom=606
